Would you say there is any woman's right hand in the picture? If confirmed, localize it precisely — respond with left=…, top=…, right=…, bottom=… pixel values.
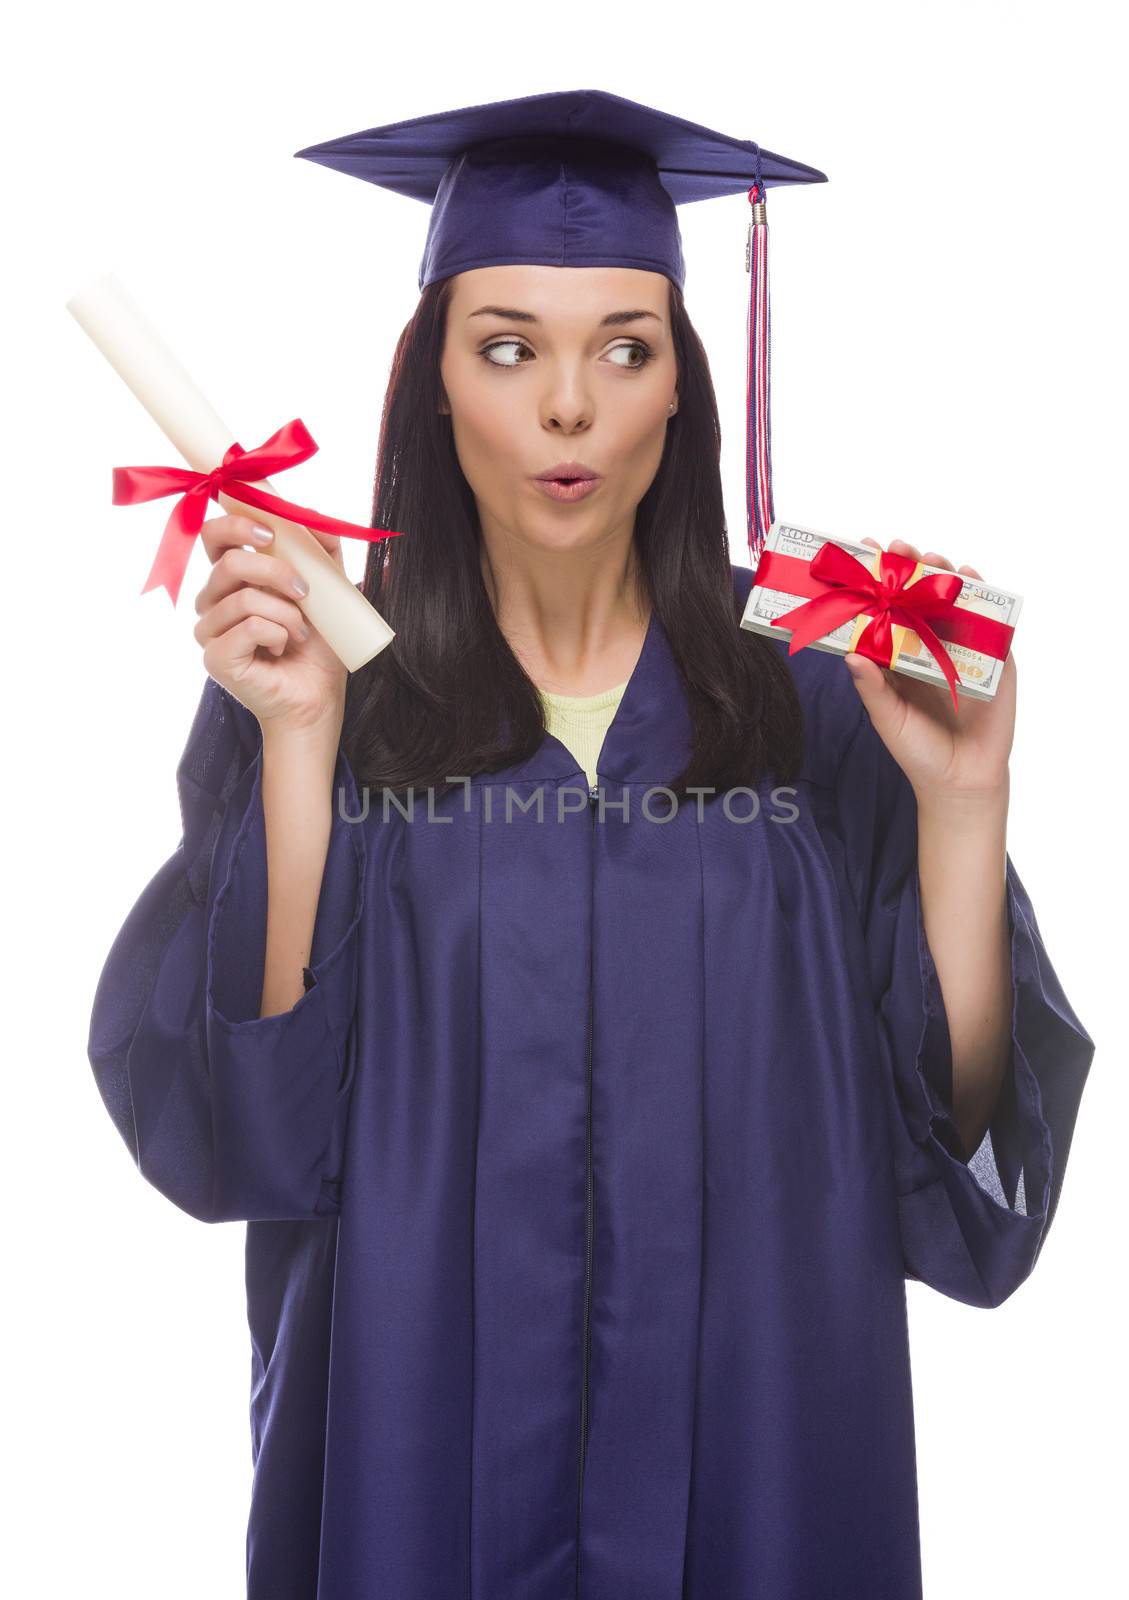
left=193, top=514, right=348, bottom=738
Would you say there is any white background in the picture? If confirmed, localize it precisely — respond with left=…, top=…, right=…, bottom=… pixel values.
left=5, top=1, right=1123, bottom=1595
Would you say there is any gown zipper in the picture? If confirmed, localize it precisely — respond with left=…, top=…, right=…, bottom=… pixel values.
left=576, top=779, right=598, bottom=1593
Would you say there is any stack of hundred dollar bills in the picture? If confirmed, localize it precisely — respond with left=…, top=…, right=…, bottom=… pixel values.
left=740, top=521, right=1022, bottom=702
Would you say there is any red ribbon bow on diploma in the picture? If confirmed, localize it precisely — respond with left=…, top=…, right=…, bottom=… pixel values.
left=112, top=416, right=404, bottom=605
left=772, top=543, right=966, bottom=711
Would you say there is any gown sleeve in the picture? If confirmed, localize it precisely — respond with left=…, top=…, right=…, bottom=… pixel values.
left=833, top=701, right=1095, bottom=1308
left=87, top=675, right=367, bottom=1224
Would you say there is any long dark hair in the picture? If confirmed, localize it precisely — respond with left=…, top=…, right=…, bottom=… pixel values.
left=344, top=274, right=804, bottom=802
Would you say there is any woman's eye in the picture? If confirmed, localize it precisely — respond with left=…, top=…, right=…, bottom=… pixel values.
left=479, top=339, right=531, bottom=367
left=478, top=339, right=655, bottom=370
left=607, top=341, right=654, bottom=369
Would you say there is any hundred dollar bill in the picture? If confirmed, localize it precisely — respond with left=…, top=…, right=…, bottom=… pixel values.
left=740, top=520, right=1022, bottom=702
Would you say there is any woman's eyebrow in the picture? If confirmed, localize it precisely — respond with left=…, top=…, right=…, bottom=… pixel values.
left=467, top=306, right=663, bottom=328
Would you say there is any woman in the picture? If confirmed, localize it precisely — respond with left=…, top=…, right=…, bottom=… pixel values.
left=87, top=96, right=1094, bottom=1600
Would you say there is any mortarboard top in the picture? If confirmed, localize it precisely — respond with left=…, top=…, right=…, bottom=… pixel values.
left=294, top=88, right=828, bottom=566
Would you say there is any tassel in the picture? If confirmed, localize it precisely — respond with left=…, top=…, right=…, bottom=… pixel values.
left=745, top=154, right=774, bottom=574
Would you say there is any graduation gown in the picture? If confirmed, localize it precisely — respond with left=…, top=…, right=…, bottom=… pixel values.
left=87, top=561, right=1095, bottom=1600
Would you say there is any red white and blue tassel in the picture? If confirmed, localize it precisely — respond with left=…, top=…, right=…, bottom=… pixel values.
left=745, top=156, right=774, bottom=575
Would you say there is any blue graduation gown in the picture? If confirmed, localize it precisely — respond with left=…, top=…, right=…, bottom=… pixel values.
left=87, top=562, right=1094, bottom=1600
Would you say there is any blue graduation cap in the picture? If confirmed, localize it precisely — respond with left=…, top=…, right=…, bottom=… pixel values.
left=294, top=88, right=827, bottom=568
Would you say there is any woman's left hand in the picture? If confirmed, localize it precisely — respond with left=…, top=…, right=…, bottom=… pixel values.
left=844, top=537, right=1015, bottom=805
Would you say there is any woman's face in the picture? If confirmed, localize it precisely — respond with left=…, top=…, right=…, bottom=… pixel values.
left=439, top=264, right=678, bottom=556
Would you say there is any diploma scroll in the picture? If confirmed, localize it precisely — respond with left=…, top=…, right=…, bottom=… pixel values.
left=65, top=272, right=394, bottom=672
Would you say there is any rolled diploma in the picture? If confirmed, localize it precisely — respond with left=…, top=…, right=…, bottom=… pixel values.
left=65, top=270, right=394, bottom=672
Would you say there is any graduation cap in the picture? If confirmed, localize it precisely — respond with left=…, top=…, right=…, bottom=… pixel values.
left=294, top=88, right=827, bottom=569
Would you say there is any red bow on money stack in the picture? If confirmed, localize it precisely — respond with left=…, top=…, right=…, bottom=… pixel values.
left=761, top=542, right=1014, bottom=713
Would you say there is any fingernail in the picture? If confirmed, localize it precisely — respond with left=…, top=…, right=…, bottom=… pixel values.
left=845, top=655, right=864, bottom=680
left=292, top=576, right=309, bottom=596
left=252, top=525, right=273, bottom=544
